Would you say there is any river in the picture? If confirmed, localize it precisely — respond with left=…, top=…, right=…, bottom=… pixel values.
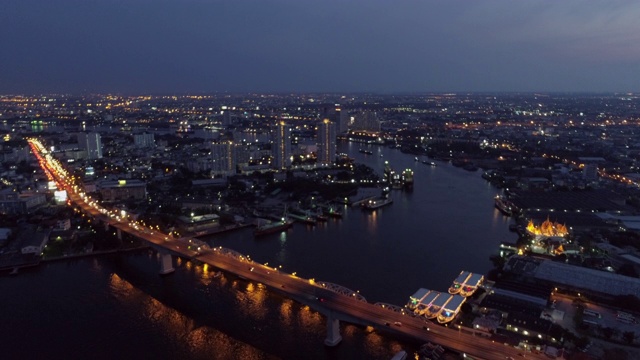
left=0, top=141, right=515, bottom=360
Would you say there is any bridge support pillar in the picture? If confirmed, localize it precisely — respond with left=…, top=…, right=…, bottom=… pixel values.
left=116, top=228, right=122, bottom=240
left=104, top=223, right=109, bottom=231
left=159, top=252, right=175, bottom=275
left=324, top=312, right=342, bottom=346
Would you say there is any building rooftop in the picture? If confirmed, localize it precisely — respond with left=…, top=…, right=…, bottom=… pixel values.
left=533, top=257, right=640, bottom=297
left=177, top=214, right=220, bottom=224
left=99, top=179, right=146, bottom=188
left=506, top=312, right=553, bottom=334
left=528, top=212, right=608, bottom=230
left=510, top=189, right=629, bottom=213
left=481, top=294, right=542, bottom=317
left=492, top=279, right=551, bottom=307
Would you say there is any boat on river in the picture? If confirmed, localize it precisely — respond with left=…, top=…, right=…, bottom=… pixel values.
left=436, top=295, right=466, bottom=324
left=254, top=218, right=294, bottom=237
left=494, top=195, right=513, bottom=216
left=288, top=211, right=317, bottom=225
left=448, top=271, right=471, bottom=294
left=362, top=197, right=393, bottom=210
left=323, top=206, right=343, bottom=218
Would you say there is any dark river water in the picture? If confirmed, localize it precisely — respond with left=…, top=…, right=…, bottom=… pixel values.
left=0, top=141, right=515, bottom=360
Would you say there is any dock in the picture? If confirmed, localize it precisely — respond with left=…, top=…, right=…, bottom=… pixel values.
left=347, top=187, right=383, bottom=207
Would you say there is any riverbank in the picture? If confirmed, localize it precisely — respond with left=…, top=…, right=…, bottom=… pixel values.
left=42, top=245, right=150, bottom=263
left=1, top=245, right=150, bottom=275
left=192, top=223, right=254, bottom=239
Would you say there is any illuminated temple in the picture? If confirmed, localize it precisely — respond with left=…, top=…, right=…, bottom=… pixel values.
left=526, top=217, right=568, bottom=238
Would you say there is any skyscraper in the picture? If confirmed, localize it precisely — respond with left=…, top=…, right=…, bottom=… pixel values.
left=210, top=141, right=237, bottom=175
left=273, top=121, right=291, bottom=170
left=320, top=104, right=349, bottom=134
left=221, top=110, right=232, bottom=126
left=78, top=132, right=102, bottom=159
left=335, top=105, right=349, bottom=133
left=317, top=119, right=336, bottom=167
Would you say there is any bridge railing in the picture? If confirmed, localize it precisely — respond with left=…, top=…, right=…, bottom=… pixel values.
left=317, top=281, right=367, bottom=302
left=374, top=302, right=418, bottom=316
left=374, top=302, right=434, bottom=324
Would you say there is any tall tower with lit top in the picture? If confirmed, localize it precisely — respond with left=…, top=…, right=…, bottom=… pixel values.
left=317, top=119, right=336, bottom=167
left=273, top=121, right=291, bottom=170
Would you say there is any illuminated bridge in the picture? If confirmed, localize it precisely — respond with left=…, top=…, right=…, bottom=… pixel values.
left=27, top=138, right=548, bottom=360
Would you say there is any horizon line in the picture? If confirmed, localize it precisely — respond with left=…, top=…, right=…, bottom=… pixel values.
left=1, top=90, right=638, bottom=97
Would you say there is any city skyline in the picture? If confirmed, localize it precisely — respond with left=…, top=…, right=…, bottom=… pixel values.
left=2, top=0, right=640, bottom=94
left=3, top=91, right=640, bottom=359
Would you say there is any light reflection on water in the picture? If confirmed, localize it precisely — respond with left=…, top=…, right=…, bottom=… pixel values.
left=1, top=229, right=418, bottom=360
left=366, top=208, right=378, bottom=234
left=278, top=299, right=295, bottom=328
left=107, top=265, right=277, bottom=360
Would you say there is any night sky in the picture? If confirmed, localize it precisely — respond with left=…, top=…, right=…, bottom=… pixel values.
left=2, top=0, right=639, bottom=94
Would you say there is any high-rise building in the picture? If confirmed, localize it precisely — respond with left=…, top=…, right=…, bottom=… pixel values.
left=320, top=104, right=349, bottom=134
left=272, top=121, right=291, bottom=170
left=78, top=132, right=102, bottom=159
left=335, top=105, right=349, bottom=133
left=317, top=119, right=336, bottom=167
left=134, top=132, right=155, bottom=148
left=222, top=110, right=232, bottom=126
left=210, top=141, right=236, bottom=175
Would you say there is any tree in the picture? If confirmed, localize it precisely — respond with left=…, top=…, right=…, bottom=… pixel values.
left=489, top=254, right=505, bottom=269
left=460, top=303, right=473, bottom=314
left=623, top=331, right=635, bottom=345
left=335, top=171, right=351, bottom=181
left=574, top=336, right=590, bottom=349
left=600, top=326, right=619, bottom=340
